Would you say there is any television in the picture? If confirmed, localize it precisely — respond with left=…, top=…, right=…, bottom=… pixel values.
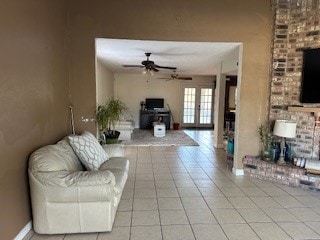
left=145, top=98, right=164, bottom=110
left=300, top=48, right=320, bottom=103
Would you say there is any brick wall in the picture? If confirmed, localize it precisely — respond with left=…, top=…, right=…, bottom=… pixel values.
left=243, top=156, right=320, bottom=190
left=270, top=0, right=320, bottom=159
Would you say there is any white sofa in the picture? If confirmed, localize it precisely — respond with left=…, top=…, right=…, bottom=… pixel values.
left=28, top=136, right=129, bottom=234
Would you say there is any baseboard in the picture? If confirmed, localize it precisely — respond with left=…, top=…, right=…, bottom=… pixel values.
left=232, top=168, right=244, bottom=176
left=14, top=221, right=32, bottom=240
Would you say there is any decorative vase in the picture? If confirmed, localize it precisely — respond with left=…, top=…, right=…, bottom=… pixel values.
left=285, top=143, right=295, bottom=163
left=227, top=139, right=234, bottom=155
left=262, top=143, right=271, bottom=161
left=269, top=141, right=279, bottom=162
left=263, top=150, right=270, bottom=161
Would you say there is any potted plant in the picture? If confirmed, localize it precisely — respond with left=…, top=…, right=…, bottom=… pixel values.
left=96, top=104, right=108, bottom=144
left=258, top=123, right=272, bottom=161
left=97, top=97, right=127, bottom=144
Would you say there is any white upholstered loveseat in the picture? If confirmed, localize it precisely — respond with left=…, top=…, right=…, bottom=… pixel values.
left=28, top=132, right=129, bottom=234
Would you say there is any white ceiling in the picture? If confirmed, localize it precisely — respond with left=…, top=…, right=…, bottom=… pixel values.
left=95, top=39, right=240, bottom=76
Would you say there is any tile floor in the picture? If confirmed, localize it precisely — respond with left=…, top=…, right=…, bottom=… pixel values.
left=24, top=130, right=320, bottom=240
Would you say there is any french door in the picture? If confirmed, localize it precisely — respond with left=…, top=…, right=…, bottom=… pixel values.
left=181, top=85, right=214, bottom=128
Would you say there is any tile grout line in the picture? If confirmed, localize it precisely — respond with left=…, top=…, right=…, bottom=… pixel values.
left=128, top=146, right=139, bottom=240
left=152, top=152, right=165, bottom=240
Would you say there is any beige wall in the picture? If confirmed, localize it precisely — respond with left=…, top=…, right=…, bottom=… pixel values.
left=114, top=73, right=213, bottom=128
left=68, top=0, right=272, bottom=170
left=0, top=0, right=69, bottom=239
left=0, top=1, right=272, bottom=237
left=96, top=60, right=114, bottom=105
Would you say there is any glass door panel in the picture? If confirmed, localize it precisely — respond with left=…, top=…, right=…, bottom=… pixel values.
left=183, top=87, right=196, bottom=124
left=182, top=85, right=213, bottom=128
left=199, top=88, right=213, bottom=125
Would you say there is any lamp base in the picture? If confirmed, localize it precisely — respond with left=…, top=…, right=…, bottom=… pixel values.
left=277, top=156, right=286, bottom=165
left=277, top=137, right=287, bottom=165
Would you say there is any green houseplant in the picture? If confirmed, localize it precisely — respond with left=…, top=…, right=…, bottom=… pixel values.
left=96, top=104, right=108, bottom=131
left=258, top=123, right=272, bottom=161
left=97, top=97, right=127, bottom=144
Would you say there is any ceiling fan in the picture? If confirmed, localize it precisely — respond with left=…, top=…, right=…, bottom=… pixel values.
left=122, top=52, right=177, bottom=72
left=158, top=70, right=192, bottom=81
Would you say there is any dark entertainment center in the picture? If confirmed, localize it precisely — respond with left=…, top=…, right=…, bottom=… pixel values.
left=139, top=98, right=171, bottom=130
left=139, top=109, right=171, bottom=130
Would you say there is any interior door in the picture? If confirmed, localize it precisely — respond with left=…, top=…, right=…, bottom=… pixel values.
left=181, top=85, right=214, bottom=128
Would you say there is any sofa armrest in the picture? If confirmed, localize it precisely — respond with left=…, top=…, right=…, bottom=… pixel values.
left=31, top=169, right=115, bottom=187
left=102, top=144, right=125, bottom=158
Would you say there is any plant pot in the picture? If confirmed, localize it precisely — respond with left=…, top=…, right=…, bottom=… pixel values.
left=173, top=123, right=180, bottom=130
left=99, top=130, right=106, bottom=145
left=105, top=138, right=120, bottom=144
left=104, top=130, right=121, bottom=144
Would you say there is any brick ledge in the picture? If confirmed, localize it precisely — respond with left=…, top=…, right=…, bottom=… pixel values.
left=243, top=155, right=320, bottom=191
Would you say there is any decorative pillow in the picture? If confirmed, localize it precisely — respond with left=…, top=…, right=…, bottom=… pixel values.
left=68, top=131, right=109, bottom=171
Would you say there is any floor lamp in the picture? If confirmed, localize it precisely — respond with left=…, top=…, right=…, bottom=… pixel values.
left=273, top=120, right=297, bottom=165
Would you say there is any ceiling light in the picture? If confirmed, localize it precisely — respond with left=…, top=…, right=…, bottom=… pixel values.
left=142, top=68, right=154, bottom=76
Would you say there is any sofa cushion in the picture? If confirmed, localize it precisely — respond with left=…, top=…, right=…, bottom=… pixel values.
left=32, top=169, right=115, bottom=188
left=29, top=138, right=83, bottom=172
left=68, top=131, right=109, bottom=171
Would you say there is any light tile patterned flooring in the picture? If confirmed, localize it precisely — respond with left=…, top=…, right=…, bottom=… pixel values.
left=24, top=130, right=320, bottom=240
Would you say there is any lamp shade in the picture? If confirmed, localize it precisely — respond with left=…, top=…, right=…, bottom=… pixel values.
left=273, top=120, right=297, bottom=138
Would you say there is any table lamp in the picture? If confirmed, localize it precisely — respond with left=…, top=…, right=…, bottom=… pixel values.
left=273, top=120, right=297, bottom=164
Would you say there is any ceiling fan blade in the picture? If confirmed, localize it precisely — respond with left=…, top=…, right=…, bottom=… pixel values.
left=178, top=77, right=192, bottom=80
left=150, top=65, right=159, bottom=72
left=154, top=64, right=177, bottom=70
left=157, top=77, right=172, bottom=80
left=123, top=53, right=177, bottom=73
left=122, top=65, right=144, bottom=68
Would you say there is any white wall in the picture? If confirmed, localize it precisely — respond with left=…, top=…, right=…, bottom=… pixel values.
left=114, top=73, right=214, bottom=128
left=214, top=46, right=240, bottom=149
left=214, top=63, right=226, bottom=148
left=221, top=46, right=240, bottom=74
left=96, top=59, right=114, bottom=105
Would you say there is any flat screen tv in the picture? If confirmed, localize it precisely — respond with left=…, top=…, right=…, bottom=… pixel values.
left=145, top=98, right=164, bottom=110
left=300, top=48, right=320, bottom=103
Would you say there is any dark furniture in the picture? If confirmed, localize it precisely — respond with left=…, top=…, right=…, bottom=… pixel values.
left=139, top=109, right=171, bottom=130
left=225, top=111, right=235, bottom=131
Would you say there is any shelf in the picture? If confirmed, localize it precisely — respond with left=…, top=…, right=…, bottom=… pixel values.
left=288, top=106, right=320, bottom=113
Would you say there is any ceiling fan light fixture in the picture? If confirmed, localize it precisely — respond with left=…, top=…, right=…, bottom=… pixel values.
left=123, top=52, right=176, bottom=73
left=142, top=68, right=154, bottom=76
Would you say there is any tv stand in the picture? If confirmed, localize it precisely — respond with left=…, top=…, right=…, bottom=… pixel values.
left=139, top=109, right=171, bottom=130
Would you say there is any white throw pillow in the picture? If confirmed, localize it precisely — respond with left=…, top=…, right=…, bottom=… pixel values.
left=68, top=131, right=109, bottom=171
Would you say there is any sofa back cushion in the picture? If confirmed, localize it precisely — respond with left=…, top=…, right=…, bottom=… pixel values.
left=29, top=138, right=83, bottom=172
